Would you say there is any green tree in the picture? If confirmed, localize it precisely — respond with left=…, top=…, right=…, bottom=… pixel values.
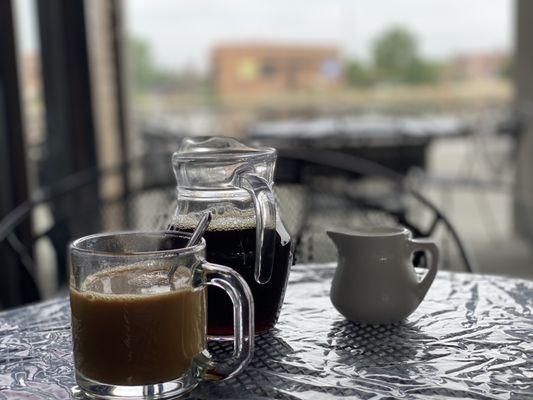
left=128, top=36, right=184, bottom=93
left=404, top=59, right=440, bottom=84
left=372, top=26, right=437, bottom=84
left=128, top=37, right=157, bottom=92
left=500, top=56, right=513, bottom=80
left=345, top=60, right=375, bottom=87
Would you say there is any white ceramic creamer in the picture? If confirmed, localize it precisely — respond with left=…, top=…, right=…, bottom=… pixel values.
left=327, top=227, right=439, bottom=324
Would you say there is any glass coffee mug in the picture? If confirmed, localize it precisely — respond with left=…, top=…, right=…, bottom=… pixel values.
left=69, top=231, right=254, bottom=399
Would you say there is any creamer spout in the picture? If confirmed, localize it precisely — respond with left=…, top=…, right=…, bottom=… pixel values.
left=326, top=230, right=354, bottom=250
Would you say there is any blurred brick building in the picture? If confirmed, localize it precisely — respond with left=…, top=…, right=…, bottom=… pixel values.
left=449, top=52, right=509, bottom=81
left=211, top=43, right=341, bottom=95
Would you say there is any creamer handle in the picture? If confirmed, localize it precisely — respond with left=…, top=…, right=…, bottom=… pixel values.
left=407, top=239, right=439, bottom=301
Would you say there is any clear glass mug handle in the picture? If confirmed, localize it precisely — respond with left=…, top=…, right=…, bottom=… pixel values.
left=192, top=261, right=254, bottom=380
left=240, top=173, right=276, bottom=284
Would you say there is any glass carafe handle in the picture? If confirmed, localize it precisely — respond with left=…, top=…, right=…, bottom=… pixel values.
left=240, top=173, right=276, bottom=284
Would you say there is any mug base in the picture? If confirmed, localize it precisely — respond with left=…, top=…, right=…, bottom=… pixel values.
left=76, top=370, right=198, bottom=399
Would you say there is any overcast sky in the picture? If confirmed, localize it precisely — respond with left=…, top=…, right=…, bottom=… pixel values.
left=126, top=0, right=513, bottom=71
left=17, top=0, right=513, bottom=71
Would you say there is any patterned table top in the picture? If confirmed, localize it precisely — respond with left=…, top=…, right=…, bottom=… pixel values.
left=0, top=263, right=532, bottom=399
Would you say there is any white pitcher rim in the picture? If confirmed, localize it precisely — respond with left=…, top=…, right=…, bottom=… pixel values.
left=327, top=226, right=410, bottom=238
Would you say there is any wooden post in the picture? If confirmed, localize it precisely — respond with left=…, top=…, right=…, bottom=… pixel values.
left=37, top=0, right=100, bottom=285
left=0, top=0, right=39, bottom=306
left=85, top=0, right=131, bottom=230
left=514, top=0, right=533, bottom=241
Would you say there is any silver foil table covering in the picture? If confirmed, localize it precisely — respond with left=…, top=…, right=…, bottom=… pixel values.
left=0, top=263, right=532, bottom=399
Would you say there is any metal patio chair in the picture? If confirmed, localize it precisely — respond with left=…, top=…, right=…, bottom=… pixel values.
left=0, top=149, right=472, bottom=309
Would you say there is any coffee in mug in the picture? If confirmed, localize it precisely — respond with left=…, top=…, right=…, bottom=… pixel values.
left=70, top=266, right=205, bottom=385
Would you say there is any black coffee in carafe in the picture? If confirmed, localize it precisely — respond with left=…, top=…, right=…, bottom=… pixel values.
left=176, top=220, right=291, bottom=335
left=171, top=137, right=293, bottom=336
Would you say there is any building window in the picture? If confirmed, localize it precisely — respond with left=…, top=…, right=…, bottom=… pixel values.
left=261, top=61, right=276, bottom=77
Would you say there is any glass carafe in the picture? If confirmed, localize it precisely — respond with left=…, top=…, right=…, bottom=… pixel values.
left=170, top=137, right=292, bottom=336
